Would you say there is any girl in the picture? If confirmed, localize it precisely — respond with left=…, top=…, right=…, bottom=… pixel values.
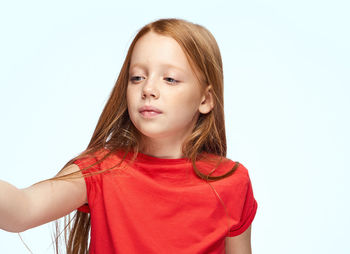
left=0, top=18, right=258, bottom=254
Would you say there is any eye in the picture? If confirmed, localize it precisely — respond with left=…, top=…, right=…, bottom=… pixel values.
left=130, top=76, right=144, bottom=83
left=165, top=77, right=179, bottom=84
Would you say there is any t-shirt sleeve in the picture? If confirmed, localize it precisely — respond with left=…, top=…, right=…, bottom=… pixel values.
left=73, top=155, right=100, bottom=213
left=227, top=164, right=258, bottom=237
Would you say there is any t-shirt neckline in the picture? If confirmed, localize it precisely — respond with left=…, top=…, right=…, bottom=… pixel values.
left=127, top=150, right=191, bottom=165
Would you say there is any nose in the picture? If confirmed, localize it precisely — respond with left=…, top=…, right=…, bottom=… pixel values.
left=142, top=77, right=159, bottom=99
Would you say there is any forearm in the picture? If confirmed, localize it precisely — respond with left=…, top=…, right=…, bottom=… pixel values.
left=0, top=179, right=28, bottom=232
left=1, top=165, right=87, bottom=233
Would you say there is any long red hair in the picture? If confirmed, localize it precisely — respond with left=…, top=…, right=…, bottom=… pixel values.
left=23, top=18, right=239, bottom=254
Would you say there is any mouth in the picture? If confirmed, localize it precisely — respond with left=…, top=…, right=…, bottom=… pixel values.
left=139, top=110, right=162, bottom=118
left=138, top=105, right=163, bottom=114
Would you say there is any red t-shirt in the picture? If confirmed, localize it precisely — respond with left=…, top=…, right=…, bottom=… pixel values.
left=73, top=148, right=257, bottom=254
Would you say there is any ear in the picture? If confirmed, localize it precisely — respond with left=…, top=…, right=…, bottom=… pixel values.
left=198, top=85, right=214, bottom=114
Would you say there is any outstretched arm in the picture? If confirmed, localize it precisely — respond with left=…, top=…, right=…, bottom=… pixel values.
left=0, top=164, right=87, bottom=233
left=225, top=225, right=252, bottom=254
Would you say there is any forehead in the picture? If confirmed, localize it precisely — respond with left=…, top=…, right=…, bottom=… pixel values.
left=129, top=32, right=191, bottom=74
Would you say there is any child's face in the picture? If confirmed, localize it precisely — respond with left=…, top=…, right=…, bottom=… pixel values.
left=126, top=32, right=207, bottom=142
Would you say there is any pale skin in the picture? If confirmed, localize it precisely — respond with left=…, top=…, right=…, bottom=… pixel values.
left=126, top=31, right=213, bottom=159
left=0, top=31, right=252, bottom=253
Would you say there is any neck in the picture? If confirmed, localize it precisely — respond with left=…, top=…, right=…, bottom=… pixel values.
left=139, top=135, right=186, bottom=159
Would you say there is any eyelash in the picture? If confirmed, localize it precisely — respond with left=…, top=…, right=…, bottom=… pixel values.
left=130, top=76, right=179, bottom=84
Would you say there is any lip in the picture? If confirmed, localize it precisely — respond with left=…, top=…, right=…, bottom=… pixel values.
left=140, top=111, right=161, bottom=118
left=139, top=105, right=162, bottom=113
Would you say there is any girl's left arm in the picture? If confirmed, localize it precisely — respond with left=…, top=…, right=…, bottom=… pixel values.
left=225, top=225, right=252, bottom=254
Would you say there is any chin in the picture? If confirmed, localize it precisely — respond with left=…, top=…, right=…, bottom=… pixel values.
left=138, top=128, right=171, bottom=139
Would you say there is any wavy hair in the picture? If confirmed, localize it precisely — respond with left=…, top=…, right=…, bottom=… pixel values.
left=22, top=17, right=240, bottom=254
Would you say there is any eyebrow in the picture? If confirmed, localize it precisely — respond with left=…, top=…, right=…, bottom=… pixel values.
left=129, top=63, right=187, bottom=73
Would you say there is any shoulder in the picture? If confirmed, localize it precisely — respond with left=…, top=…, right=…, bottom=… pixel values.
left=199, top=153, right=251, bottom=182
left=73, top=147, right=115, bottom=163
left=230, top=161, right=251, bottom=182
left=74, top=147, right=130, bottom=174
left=72, top=148, right=110, bottom=171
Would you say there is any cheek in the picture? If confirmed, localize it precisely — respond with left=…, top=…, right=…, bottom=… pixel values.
left=126, top=86, right=135, bottom=107
left=167, top=92, right=200, bottom=121
left=126, top=88, right=136, bottom=120
left=174, top=90, right=201, bottom=110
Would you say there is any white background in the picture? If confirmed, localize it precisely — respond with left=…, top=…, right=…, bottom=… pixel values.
left=0, top=0, right=349, bottom=253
